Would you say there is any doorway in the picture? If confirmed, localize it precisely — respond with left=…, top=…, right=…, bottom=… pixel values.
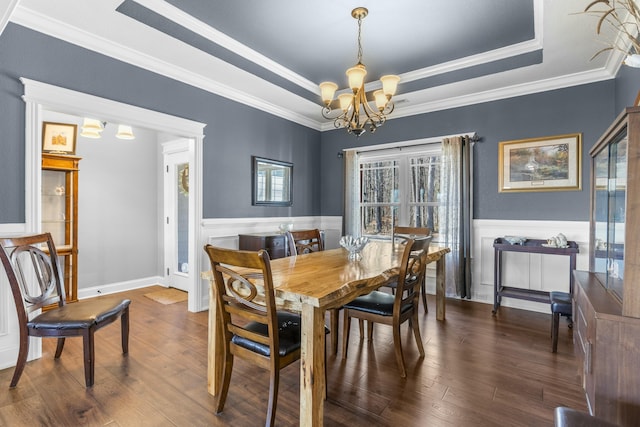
left=163, top=140, right=193, bottom=292
left=22, top=78, right=206, bottom=312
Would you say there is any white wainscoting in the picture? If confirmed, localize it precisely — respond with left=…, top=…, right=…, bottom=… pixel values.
left=470, top=219, right=589, bottom=313
left=0, top=223, right=38, bottom=370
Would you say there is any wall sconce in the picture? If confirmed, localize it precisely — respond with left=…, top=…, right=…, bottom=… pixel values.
left=80, top=118, right=104, bottom=139
left=115, top=125, right=135, bottom=140
left=79, top=119, right=135, bottom=140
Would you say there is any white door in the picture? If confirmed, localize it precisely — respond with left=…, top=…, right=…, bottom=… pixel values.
left=163, top=142, right=191, bottom=292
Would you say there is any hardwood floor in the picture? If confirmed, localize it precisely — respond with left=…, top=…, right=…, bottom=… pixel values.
left=0, top=286, right=586, bottom=426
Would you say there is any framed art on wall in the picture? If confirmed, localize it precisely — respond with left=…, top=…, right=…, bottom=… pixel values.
left=498, top=133, right=582, bottom=192
left=42, top=122, right=77, bottom=155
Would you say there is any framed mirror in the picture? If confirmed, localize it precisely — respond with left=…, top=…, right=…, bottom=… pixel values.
left=252, top=156, right=293, bottom=206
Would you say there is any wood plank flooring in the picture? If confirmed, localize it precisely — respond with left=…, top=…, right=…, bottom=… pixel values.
left=0, top=286, right=587, bottom=426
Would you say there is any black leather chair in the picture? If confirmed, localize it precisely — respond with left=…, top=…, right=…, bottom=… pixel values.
left=342, top=237, right=431, bottom=378
left=0, top=233, right=130, bottom=387
left=550, top=291, right=572, bottom=353
left=204, top=245, right=329, bottom=426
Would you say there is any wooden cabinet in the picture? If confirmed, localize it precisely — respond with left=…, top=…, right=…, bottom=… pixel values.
left=573, top=107, right=640, bottom=426
left=238, top=233, right=288, bottom=259
left=41, top=153, right=80, bottom=303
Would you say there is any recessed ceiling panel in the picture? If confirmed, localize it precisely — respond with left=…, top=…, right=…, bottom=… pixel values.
left=161, top=0, right=535, bottom=83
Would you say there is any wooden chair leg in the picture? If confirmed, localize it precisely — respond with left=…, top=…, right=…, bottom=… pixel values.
left=552, top=312, right=560, bottom=353
left=215, top=352, right=234, bottom=414
left=266, top=368, right=280, bottom=427
left=121, top=306, right=130, bottom=354
left=10, top=333, right=29, bottom=388
left=358, top=319, right=364, bottom=339
left=330, top=309, right=339, bottom=355
left=54, top=337, right=65, bottom=358
left=392, top=321, right=407, bottom=378
left=421, top=279, right=428, bottom=314
left=342, top=310, right=351, bottom=360
left=367, top=321, right=374, bottom=341
left=82, top=329, right=96, bottom=387
left=411, top=312, right=425, bottom=357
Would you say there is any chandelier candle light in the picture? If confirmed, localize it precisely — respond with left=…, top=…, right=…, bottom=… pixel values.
left=319, top=7, right=400, bottom=137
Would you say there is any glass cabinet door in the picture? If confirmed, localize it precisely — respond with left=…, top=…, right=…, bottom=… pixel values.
left=591, top=130, right=627, bottom=301
left=42, top=169, right=69, bottom=247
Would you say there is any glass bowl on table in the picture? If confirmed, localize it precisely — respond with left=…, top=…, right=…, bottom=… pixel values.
left=339, top=235, right=369, bottom=261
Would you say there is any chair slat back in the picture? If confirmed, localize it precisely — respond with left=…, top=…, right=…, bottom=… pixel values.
left=394, top=236, right=433, bottom=314
left=204, top=245, right=279, bottom=354
left=0, top=233, right=65, bottom=317
left=392, top=226, right=431, bottom=243
left=285, top=229, right=324, bottom=256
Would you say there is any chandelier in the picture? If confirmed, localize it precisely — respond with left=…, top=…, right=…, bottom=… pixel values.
left=319, top=7, right=400, bottom=137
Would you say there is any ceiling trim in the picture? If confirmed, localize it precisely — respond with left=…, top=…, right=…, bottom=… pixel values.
left=0, top=0, right=19, bottom=36
left=320, top=67, right=616, bottom=131
left=401, top=0, right=543, bottom=85
left=131, top=0, right=319, bottom=95
left=11, top=4, right=324, bottom=131
left=10, top=1, right=619, bottom=133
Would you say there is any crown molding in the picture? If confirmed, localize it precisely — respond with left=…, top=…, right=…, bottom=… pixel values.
left=319, top=66, right=615, bottom=131
left=401, top=0, right=543, bottom=85
left=0, top=0, right=19, bottom=37
left=10, top=1, right=618, bottom=134
left=11, top=4, right=324, bottom=131
left=393, top=68, right=615, bottom=120
left=131, top=0, right=319, bottom=96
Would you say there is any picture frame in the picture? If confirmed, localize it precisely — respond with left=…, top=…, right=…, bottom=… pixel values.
left=42, top=122, right=77, bottom=155
left=498, top=133, right=582, bottom=192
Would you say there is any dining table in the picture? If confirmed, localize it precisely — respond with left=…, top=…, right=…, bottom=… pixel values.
left=204, top=239, right=450, bottom=426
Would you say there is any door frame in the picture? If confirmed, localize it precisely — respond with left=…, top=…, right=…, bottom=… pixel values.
left=162, top=140, right=194, bottom=292
left=21, top=78, right=207, bottom=312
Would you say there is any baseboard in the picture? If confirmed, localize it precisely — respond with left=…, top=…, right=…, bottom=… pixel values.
left=77, top=276, right=166, bottom=299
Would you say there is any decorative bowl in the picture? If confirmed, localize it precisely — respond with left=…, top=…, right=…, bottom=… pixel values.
left=339, top=235, right=369, bottom=261
left=504, top=236, right=526, bottom=245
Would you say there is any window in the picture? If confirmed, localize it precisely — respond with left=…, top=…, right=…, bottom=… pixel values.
left=359, top=145, right=441, bottom=238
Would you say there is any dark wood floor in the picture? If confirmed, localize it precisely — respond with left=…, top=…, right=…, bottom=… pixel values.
left=0, top=286, right=586, bottom=426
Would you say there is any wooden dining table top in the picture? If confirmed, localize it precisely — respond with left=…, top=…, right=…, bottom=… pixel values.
left=261, top=240, right=451, bottom=312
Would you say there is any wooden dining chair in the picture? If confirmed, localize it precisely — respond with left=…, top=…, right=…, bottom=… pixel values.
left=342, top=237, right=432, bottom=378
left=204, top=244, right=326, bottom=427
left=285, top=229, right=342, bottom=355
left=389, top=226, right=431, bottom=313
left=285, top=229, right=324, bottom=256
left=0, top=233, right=131, bottom=388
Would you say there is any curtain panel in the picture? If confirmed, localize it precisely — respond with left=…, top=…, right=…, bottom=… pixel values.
left=439, top=136, right=473, bottom=298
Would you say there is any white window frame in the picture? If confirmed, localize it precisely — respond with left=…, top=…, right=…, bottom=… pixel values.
left=358, top=143, right=442, bottom=238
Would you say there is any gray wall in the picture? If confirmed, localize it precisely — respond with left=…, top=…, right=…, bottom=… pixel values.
left=0, top=22, right=631, bottom=227
left=319, top=82, right=617, bottom=221
left=614, top=64, right=640, bottom=113
left=0, top=23, right=321, bottom=223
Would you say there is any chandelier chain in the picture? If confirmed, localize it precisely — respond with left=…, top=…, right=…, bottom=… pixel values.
left=357, top=15, right=363, bottom=64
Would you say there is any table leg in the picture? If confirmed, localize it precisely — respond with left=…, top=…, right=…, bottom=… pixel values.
left=300, top=303, right=325, bottom=426
left=436, top=256, right=446, bottom=321
left=207, top=283, right=224, bottom=396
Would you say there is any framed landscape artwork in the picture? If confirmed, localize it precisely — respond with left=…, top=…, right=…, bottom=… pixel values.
left=42, top=122, right=77, bottom=155
left=498, top=133, right=582, bottom=192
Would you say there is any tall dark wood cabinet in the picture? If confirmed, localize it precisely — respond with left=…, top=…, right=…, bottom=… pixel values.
left=573, top=107, right=640, bottom=426
left=41, top=153, right=80, bottom=303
